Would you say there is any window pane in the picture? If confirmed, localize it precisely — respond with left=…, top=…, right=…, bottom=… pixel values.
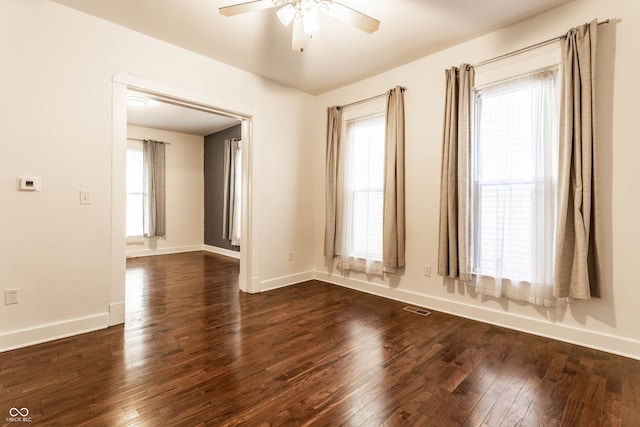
left=473, top=71, right=558, bottom=283
left=350, top=118, right=385, bottom=190
left=477, top=183, right=533, bottom=279
left=127, top=147, right=143, bottom=193
left=478, top=87, right=534, bottom=183
left=346, top=113, right=385, bottom=260
left=126, top=142, right=144, bottom=237
left=126, top=194, right=143, bottom=237
left=351, top=190, right=383, bottom=258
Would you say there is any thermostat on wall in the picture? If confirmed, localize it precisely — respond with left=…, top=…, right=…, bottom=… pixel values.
left=17, top=176, right=41, bottom=192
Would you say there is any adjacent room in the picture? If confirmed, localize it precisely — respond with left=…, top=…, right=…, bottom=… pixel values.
left=1, top=0, right=639, bottom=425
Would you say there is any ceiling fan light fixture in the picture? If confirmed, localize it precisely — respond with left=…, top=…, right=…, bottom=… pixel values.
left=302, top=12, right=319, bottom=33
left=317, top=0, right=332, bottom=13
left=220, top=0, right=379, bottom=51
left=300, top=0, right=317, bottom=14
left=276, top=4, right=296, bottom=26
left=127, top=96, right=148, bottom=107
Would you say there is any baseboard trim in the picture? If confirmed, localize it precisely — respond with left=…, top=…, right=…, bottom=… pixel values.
left=313, top=270, right=640, bottom=361
left=260, top=271, right=315, bottom=292
left=109, top=302, right=125, bottom=326
left=8, top=268, right=634, bottom=359
left=202, top=244, right=241, bottom=259
left=0, top=313, right=109, bottom=353
left=126, top=245, right=203, bottom=258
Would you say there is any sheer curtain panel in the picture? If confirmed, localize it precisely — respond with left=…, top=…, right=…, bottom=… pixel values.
left=337, top=112, right=386, bottom=274
left=472, top=71, right=559, bottom=306
left=554, top=20, right=602, bottom=299
left=223, top=138, right=242, bottom=247
left=437, top=65, right=474, bottom=281
left=143, top=140, right=166, bottom=238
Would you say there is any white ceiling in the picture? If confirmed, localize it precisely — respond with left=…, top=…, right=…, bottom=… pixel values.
left=54, top=0, right=574, bottom=135
left=51, top=0, right=574, bottom=95
left=127, top=91, right=240, bottom=136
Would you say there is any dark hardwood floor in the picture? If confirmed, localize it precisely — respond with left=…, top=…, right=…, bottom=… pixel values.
left=1, top=251, right=639, bottom=426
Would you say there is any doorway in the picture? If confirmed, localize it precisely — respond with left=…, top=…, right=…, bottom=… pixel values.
left=125, top=89, right=241, bottom=256
left=111, top=73, right=257, bottom=326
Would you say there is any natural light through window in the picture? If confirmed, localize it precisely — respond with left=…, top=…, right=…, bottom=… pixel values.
left=346, top=113, right=385, bottom=260
left=472, top=70, right=559, bottom=284
left=126, top=141, right=144, bottom=237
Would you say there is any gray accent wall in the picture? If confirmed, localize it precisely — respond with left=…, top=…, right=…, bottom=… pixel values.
left=204, top=124, right=241, bottom=251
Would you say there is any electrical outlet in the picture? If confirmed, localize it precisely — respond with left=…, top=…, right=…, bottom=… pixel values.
left=288, top=252, right=294, bottom=261
left=424, top=265, right=432, bottom=277
left=5, top=289, right=19, bottom=305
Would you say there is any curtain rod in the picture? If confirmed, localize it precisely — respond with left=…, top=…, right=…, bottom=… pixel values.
left=339, top=86, right=407, bottom=110
left=127, top=137, right=171, bottom=145
left=473, top=19, right=610, bottom=68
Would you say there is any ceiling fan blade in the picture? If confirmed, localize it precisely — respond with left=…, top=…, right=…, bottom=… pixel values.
left=327, top=1, right=380, bottom=34
left=219, top=0, right=276, bottom=17
left=292, top=18, right=304, bottom=52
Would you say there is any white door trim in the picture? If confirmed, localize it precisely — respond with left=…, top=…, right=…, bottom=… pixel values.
left=110, top=72, right=260, bottom=325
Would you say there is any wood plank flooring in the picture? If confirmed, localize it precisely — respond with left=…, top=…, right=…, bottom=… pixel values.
left=1, top=251, right=639, bottom=426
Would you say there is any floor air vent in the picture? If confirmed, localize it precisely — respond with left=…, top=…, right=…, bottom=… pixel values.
left=403, top=306, right=431, bottom=316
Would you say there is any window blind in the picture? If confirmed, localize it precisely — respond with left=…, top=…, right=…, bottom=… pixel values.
left=473, top=71, right=558, bottom=284
left=346, top=113, right=385, bottom=260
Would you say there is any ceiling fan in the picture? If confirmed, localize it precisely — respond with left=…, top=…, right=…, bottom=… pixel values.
left=219, top=0, right=380, bottom=52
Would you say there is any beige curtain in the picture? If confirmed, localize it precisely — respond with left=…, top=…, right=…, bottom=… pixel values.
left=554, top=20, right=601, bottom=299
left=382, top=86, right=406, bottom=271
left=143, top=139, right=166, bottom=238
left=324, top=106, right=342, bottom=258
left=437, top=65, right=474, bottom=280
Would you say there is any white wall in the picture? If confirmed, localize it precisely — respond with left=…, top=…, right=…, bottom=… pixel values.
left=126, top=125, right=204, bottom=257
left=312, top=0, right=640, bottom=359
left=0, top=0, right=315, bottom=351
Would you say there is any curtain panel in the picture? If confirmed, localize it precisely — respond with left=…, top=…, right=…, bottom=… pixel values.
left=437, top=65, right=474, bottom=281
left=142, top=140, right=166, bottom=238
left=324, top=87, right=406, bottom=275
left=382, top=86, right=406, bottom=272
left=324, top=106, right=342, bottom=258
left=554, top=20, right=602, bottom=299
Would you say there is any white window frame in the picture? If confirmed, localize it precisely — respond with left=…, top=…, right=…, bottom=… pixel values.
left=339, top=98, right=387, bottom=268
left=126, top=140, right=144, bottom=243
left=469, top=42, right=562, bottom=302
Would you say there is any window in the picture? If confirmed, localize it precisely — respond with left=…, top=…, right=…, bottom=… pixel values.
left=346, top=113, right=385, bottom=260
left=336, top=99, right=386, bottom=274
left=126, top=141, right=144, bottom=237
left=472, top=69, right=559, bottom=289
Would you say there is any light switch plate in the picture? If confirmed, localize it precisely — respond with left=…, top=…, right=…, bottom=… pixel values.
left=80, top=190, right=92, bottom=205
